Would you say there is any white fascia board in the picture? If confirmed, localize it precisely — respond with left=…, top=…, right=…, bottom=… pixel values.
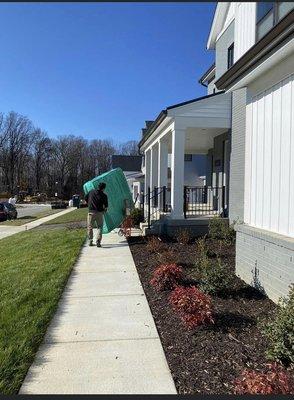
left=227, top=37, right=294, bottom=92
left=207, top=3, right=229, bottom=50
left=201, top=66, right=216, bottom=84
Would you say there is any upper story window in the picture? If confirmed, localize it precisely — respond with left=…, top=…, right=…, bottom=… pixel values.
left=256, top=2, right=294, bottom=41
left=227, top=43, right=234, bottom=69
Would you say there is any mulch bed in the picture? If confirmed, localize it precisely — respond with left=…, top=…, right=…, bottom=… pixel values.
left=128, top=235, right=277, bottom=394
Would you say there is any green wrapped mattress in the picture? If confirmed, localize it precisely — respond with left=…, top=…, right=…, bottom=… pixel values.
left=83, top=168, right=133, bottom=234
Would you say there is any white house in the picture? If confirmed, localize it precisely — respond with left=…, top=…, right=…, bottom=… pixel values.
left=208, top=2, right=294, bottom=302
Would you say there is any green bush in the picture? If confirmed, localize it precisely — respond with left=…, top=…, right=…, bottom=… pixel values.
left=262, top=285, right=294, bottom=367
left=176, top=228, right=191, bottom=245
left=208, top=216, right=235, bottom=244
left=130, top=207, right=144, bottom=226
left=199, top=257, right=234, bottom=295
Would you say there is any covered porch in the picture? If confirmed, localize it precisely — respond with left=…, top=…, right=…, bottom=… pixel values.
left=139, top=92, right=231, bottom=226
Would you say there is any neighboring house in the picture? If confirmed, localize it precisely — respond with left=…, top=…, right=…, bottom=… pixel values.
left=111, top=155, right=144, bottom=204
left=208, top=2, right=294, bottom=302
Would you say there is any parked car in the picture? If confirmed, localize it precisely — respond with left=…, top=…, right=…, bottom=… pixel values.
left=0, top=203, right=7, bottom=221
left=51, top=200, right=68, bottom=209
left=0, top=202, right=18, bottom=221
left=4, top=202, right=17, bottom=219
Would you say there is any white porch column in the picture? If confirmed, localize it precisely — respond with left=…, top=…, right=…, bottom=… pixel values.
left=158, top=138, right=168, bottom=189
left=144, top=149, right=151, bottom=195
left=171, top=128, right=185, bottom=219
left=150, top=143, right=159, bottom=190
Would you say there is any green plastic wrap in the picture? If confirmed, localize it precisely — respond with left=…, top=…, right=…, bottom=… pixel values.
left=83, top=168, right=133, bottom=234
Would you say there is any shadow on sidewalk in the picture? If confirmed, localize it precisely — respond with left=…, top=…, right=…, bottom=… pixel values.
left=101, top=242, right=129, bottom=248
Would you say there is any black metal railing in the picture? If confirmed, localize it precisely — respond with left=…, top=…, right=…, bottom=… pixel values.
left=140, top=186, right=170, bottom=228
left=140, top=185, right=227, bottom=227
left=183, top=186, right=226, bottom=218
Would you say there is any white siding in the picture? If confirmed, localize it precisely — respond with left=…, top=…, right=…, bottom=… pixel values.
left=245, top=74, right=294, bottom=238
left=235, top=3, right=256, bottom=62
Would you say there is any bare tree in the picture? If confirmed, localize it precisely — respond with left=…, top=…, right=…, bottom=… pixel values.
left=117, top=140, right=139, bottom=155
left=0, top=110, right=141, bottom=198
left=1, top=112, right=33, bottom=192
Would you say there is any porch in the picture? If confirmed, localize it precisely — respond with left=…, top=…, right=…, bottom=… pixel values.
left=139, top=92, right=232, bottom=229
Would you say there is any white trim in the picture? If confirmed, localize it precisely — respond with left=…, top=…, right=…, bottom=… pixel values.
left=207, top=3, right=230, bottom=50
left=226, top=37, right=294, bottom=92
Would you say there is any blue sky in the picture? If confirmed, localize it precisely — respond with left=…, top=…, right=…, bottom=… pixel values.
left=0, top=2, right=215, bottom=144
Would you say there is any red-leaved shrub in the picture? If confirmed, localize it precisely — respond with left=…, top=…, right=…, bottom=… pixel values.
left=169, top=285, right=213, bottom=329
left=234, top=363, right=294, bottom=394
left=150, top=264, right=183, bottom=291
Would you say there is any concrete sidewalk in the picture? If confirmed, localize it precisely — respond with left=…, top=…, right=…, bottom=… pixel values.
left=20, top=231, right=177, bottom=394
left=0, top=207, right=75, bottom=240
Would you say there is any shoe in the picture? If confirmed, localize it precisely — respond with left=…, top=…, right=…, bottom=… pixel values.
left=96, top=240, right=101, bottom=247
left=89, top=240, right=93, bottom=246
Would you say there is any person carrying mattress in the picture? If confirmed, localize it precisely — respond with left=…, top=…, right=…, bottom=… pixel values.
left=85, top=182, right=108, bottom=247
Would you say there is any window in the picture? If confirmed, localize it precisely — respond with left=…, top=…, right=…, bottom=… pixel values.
left=184, top=154, right=192, bottom=162
left=227, top=43, right=234, bottom=69
left=257, top=2, right=274, bottom=23
left=256, top=2, right=294, bottom=41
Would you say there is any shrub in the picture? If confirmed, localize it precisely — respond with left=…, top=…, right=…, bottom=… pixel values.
left=262, top=284, right=294, bottom=367
left=208, top=216, right=235, bottom=244
left=177, top=228, right=191, bottom=245
left=234, top=363, right=294, bottom=394
left=199, top=258, right=234, bottom=295
left=146, top=236, right=165, bottom=253
left=150, top=264, right=183, bottom=291
left=130, top=208, right=144, bottom=226
left=157, top=249, right=180, bottom=265
left=195, top=236, right=207, bottom=258
left=169, top=285, right=213, bottom=329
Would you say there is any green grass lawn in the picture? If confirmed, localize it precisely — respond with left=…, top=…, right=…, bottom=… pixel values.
left=0, top=209, right=62, bottom=226
left=0, top=227, right=86, bottom=394
left=44, top=207, right=88, bottom=225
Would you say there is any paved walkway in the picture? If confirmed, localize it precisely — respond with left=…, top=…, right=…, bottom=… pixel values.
left=0, top=208, right=75, bottom=240
left=20, top=231, right=177, bottom=394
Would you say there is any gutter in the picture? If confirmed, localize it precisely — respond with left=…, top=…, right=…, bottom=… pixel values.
left=198, top=63, right=216, bottom=87
left=215, top=10, right=294, bottom=90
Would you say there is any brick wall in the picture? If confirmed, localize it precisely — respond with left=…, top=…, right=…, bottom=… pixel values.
left=236, top=224, right=294, bottom=303
left=229, top=88, right=246, bottom=223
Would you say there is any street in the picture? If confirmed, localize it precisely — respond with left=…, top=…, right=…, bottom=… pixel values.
left=16, top=204, right=52, bottom=218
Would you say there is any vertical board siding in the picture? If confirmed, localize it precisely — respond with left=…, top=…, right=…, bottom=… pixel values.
left=246, top=74, right=294, bottom=238
left=289, top=80, right=294, bottom=236
left=235, top=3, right=256, bottom=62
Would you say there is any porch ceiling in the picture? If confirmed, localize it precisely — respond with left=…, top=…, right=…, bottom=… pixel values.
left=165, top=127, right=228, bottom=153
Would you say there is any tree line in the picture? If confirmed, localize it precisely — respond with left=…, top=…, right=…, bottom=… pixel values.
left=0, top=111, right=139, bottom=199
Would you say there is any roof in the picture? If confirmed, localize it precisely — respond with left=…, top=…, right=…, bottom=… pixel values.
left=111, top=155, right=142, bottom=172
left=199, top=63, right=216, bottom=86
left=215, top=10, right=294, bottom=90
left=139, top=91, right=224, bottom=149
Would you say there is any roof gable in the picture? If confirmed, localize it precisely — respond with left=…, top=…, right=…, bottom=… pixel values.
left=207, top=2, right=236, bottom=49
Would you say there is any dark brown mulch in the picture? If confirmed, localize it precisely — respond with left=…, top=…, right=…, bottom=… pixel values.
left=128, top=235, right=277, bottom=394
